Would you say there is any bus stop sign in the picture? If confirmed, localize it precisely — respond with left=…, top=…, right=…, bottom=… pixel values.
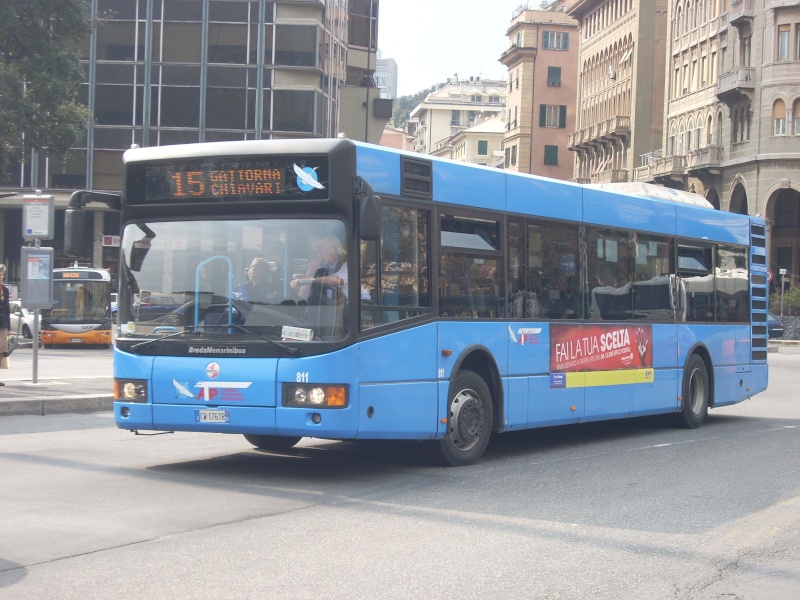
left=22, top=192, right=55, bottom=240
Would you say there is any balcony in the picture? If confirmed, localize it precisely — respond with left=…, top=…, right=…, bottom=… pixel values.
left=717, top=67, right=755, bottom=104
left=729, top=0, right=754, bottom=26
left=596, top=169, right=629, bottom=183
left=608, top=116, right=631, bottom=138
left=634, top=154, right=686, bottom=183
left=687, top=146, right=723, bottom=174
left=568, top=117, right=631, bottom=151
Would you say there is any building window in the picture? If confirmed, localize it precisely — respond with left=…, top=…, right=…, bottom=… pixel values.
left=794, top=99, right=800, bottom=135
left=477, top=140, right=488, bottom=156
left=544, top=145, right=558, bottom=165
left=511, top=145, right=517, bottom=166
left=773, top=100, right=787, bottom=136
left=778, top=25, right=790, bottom=61
left=275, top=25, right=318, bottom=67
left=488, top=95, right=500, bottom=103
left=273, top=90, right=318, bottom=134
left=547, top=66, right=561, bottom=86
left=349, top=0, right=378, bottom=51
left=540, top=104, right=567, bottom=128
left=542, top=31, right=569, bottom=50
left=471, top=95, right=482, bottom=103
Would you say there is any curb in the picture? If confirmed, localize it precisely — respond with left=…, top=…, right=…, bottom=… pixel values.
left=0, top=395, right=113, bottom=417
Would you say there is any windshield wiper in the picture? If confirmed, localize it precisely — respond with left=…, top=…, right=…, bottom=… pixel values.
left=203, top=323, right=301, bottom=357
left=129, top=329, right=201, bottom=351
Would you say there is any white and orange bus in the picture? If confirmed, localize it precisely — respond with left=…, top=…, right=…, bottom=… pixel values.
left=40, top=267, right=113, bottom=348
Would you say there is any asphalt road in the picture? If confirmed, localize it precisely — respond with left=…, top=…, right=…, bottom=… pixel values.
left=1, top=348, right=798, bottom=599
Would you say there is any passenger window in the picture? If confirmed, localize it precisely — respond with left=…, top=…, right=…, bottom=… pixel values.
left=631, top=235, right=674, bottom=321
left=360, top=205, right=431, bottom=330
left=716, top=245, right=748, bottom=323
left=439, top=214, right=504, bottom=319
left=587, top=227, right=634, bottom=320
left=678, top=244, right=714, bottom=322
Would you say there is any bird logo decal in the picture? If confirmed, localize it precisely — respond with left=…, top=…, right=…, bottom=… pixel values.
left=173, top=379, right=194, bottom=398
left=293, top=163, right=325, bottom=192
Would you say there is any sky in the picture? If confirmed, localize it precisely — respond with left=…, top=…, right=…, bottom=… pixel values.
left=378, top=0, right=534, bottom=97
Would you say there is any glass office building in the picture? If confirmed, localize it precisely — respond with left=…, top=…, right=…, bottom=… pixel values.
left=0, top=0, right=384, bottom=277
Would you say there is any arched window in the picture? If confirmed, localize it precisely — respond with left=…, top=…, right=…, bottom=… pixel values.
left=678, top=122, right=686, bottom=155
left=707, top=114, right=713, bottom=145
left=696, top=117, right=703, bottom=149
left=669, top=122, right=677, bottom=155
left=793, top=98, right=800, bottom=135
left=687, top=118, right=695, bottom=151
left=773, top=99, right=786, bottom=136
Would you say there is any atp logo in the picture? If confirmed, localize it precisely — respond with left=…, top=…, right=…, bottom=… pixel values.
left=293, top=163, right=325, bottom=192
left=205, top=362, right=220, bottom=379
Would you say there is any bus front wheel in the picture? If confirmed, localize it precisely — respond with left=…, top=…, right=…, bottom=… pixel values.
left=437, top=370, right=493, bottom=467
left=243, top=434, right=302, bottom=452
left=675, top=354, right=709, bottom=429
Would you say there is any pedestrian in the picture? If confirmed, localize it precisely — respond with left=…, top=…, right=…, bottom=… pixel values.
left=0, top=264, right=10, bottom=384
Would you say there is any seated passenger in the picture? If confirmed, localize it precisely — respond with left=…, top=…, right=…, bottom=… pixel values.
left=233, top=258, right=280, bottom=303
left=290, top=236, right=349, bottom=300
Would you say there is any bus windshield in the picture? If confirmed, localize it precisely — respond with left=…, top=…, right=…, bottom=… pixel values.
left=119, top=218, right=349, bottom=342
left=46, top=280, right=111, bottom=322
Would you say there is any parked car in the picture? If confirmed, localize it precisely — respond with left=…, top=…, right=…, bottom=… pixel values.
left=9, top=301, right=40, bottom=339
left=133, top=295, right=185, bottom=322
left=767, top=312, right=784, bottom=339
left=110, top=292, right=118, bottom=323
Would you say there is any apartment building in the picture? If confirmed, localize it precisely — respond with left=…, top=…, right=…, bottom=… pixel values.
left=500, top=2, right=579, bottom=179
left=409, top=77, right=507, bottom=155
left=567, top=0, right=669, bottom=184
left=429, top=117, right=506, bottom=167
left=0, top=0, right=389, bottom=274
left=636, top=0, right=800, bottom=287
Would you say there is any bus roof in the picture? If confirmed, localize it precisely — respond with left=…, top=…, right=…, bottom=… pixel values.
left=584, top=182, right=715, bottom=209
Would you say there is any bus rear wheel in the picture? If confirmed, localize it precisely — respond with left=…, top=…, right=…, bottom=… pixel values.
left=243, top=434, right=302, bottom=452
left=436, top=370, right=493, bottom=467
left=674, top=354, right=709, bottom=429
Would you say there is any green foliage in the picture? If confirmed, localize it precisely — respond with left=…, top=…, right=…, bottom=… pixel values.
left=0, top=0, right=92, bottom=176
left=770, top=287, right=800, bottom=317
left=392, top=83, right=445, bottom=127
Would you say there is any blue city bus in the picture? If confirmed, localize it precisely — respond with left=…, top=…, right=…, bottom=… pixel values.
left=65, top=139, right=769, bottom=466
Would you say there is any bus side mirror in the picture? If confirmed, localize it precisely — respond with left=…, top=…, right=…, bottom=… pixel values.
left=356, top=178, right=381, bottom=241
left=64, top=207, right=86, bottom=258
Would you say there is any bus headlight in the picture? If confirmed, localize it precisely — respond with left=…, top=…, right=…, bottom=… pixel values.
left=115, top=379, right=148, bottom=403
left=283, top=384, right=347, bottom=408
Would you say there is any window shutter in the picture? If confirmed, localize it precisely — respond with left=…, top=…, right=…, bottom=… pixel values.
left=563, top=33, right=569, bottom=50
left=559, top=105, right=567, bottom=128
left=539, top=104, right=547, bottom=127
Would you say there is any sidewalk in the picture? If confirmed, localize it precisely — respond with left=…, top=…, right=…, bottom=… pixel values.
left=0, top=377, right=113, bottom=417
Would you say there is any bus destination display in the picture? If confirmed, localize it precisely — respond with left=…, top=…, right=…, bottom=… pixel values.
left=142, top=157, right=329, bottom=203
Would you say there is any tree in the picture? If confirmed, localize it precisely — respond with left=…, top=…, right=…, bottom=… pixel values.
left=0, top=0, right=92, bottom=177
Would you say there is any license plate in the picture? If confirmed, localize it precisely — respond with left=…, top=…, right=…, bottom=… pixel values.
left=195, top=409, right=230, bottom=423
left=70, top=338, right=84, bottom=343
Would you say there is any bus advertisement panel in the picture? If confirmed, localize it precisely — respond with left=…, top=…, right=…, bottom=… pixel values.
left=64, top=139, right=768, bottom=466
